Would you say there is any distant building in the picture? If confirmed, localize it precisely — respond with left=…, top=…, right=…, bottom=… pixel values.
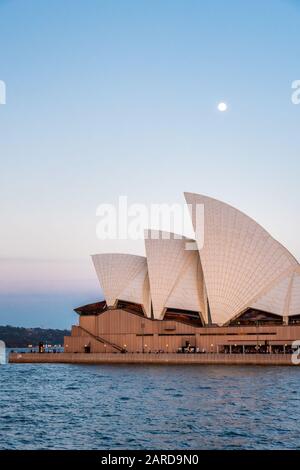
left=65, top=194, right=300, bottom=354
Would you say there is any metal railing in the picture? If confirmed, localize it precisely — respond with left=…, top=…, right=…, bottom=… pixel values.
left=78, top=325, right=124, bottom=353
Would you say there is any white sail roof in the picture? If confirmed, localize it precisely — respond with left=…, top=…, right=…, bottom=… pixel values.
left=144, top=230, right=206, bottom=320
left=184, top=193, right=299, bottom=325
left=91, top=253, right=150, bottom=315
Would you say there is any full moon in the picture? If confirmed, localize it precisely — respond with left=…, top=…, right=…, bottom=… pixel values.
left=217, top=102, right=228, bottom=112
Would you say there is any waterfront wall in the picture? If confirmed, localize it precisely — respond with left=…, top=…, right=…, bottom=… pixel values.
left=9, top=352, right=296, bottom=366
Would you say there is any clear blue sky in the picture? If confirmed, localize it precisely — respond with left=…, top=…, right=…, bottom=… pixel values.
left=0, top=0, right=300, bottom=328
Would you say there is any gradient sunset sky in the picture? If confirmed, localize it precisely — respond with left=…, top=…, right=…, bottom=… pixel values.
left=0, top=0, right=300, bottom=328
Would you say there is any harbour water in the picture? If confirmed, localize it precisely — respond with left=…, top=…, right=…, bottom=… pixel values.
left=0, top=362, right=300, bottom=449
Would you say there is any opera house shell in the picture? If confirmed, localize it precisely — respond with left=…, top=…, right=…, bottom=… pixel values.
left=65, top=194, right=300, bottom=355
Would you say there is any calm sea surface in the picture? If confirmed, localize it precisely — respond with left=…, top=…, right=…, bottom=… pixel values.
left=0, top=361, right=300, bottom=449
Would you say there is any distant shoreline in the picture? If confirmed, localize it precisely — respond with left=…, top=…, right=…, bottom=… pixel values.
left=0, top=325, right=70, bottom=348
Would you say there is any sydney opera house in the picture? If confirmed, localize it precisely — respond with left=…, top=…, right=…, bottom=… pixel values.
left=65, top=194, right=300, bottom=355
